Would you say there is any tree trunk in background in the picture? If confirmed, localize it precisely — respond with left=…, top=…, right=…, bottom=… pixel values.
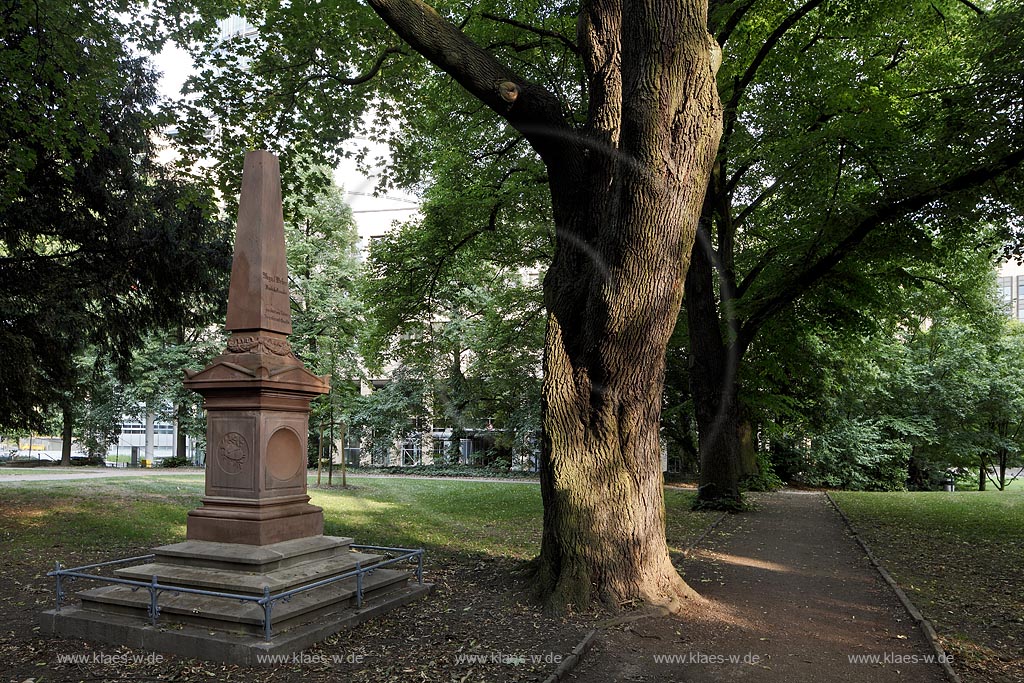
left=685, top=226, right=742, bottom=508
left=175, top=413, right=188, bottom=460
left=145, top=411, right=155, bottom=466
left=175, top=326, right=189, bottom=461
left=907, top=447, right=924, bottom=489
left=979, top=463, right=987, bottom=491
left=737, top=416, right=758, bottom=478
left=60, top=402, right=73, bottom=466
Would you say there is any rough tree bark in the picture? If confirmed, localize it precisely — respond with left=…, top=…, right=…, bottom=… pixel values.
left=366, top=0, right=723, bottom=610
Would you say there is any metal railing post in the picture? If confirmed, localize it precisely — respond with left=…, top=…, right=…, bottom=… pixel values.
left=416, top=551, right=424, bottom=585
left=53, top=562, right=63, bottom=612
left=355, top=560, right=363, bottom=608
left=147, top=575, right=160, bottom=626
left=262, top=586, right=273, bottom=642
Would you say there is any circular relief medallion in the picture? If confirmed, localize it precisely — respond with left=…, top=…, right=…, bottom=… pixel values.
left=217, top=432, right=249, bottom=474
left=266, top=428, right=303, bottom=481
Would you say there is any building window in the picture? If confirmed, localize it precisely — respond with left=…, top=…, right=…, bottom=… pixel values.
left=999, top=276, right=1013, bottom=308
left=401, top=438, right=422, bottom=466
left=1017, top=276, right=1024, bottom=321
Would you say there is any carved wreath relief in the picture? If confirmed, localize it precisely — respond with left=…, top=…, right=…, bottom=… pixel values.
left=217, top=432, right=249, bottom=474
left=227, top=335, right=293, bottom=356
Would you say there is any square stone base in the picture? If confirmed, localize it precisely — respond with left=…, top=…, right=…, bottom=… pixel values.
left=38, top=536, right=432, bottom=664
left=40, top=582, right=433, bottom=665
left=185, top=496, right=324, bottom=545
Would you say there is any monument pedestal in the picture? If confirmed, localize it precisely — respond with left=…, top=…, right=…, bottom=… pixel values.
left=39, top=151, right=431, bottom=664
left=181, top=341, right=331, bottom=545
left=40, top=533, right=430, bottom=664
left=58, top=535, right=423, bottom=635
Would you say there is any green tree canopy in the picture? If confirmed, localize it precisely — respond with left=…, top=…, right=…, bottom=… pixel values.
left=683, top=0, right=1024, bottom=506
left=0, top=0, right=231, bottom=430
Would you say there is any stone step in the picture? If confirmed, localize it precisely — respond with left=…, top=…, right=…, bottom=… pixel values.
left=114, top=550, right=383, bottom=595
left=152, top=536, right=354, bottom=572
left=79, top=568, right=413, bottom=636
left=43, top=581, right=434, bottom=665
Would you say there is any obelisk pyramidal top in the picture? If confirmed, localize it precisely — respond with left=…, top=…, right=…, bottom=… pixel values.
left=225, top=150, right=292, bottom=336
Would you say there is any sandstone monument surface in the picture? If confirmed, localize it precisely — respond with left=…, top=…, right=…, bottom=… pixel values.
left=41, top=151, right=430, bottom=664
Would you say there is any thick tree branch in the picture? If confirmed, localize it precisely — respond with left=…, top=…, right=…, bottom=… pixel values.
left=733, top=177, right=781, bottom=230
left=481, top=12, right=579, bottom=54
left=711, top=0, right=758, bottom=48
left=484, top=39, right=545, bottom=53
left=890, top=268, right=975, bottom=311
left=470, top=135, right=525, bottom=162
left=322, top=46, right=406, bottom=86
left=735, top=244, right=780, bottom=299
left=578, top=0, right=623, bottom=150
left=953, top=0, right=985, bottom=16
left=365, top=0, right=578, bottom=175
left=737, top=146, right=1024, bottom=350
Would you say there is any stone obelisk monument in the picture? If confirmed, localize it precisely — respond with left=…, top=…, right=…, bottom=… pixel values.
left=183, top=150, right=328, bottom=545
left=41, top=151, right=430, bottom=664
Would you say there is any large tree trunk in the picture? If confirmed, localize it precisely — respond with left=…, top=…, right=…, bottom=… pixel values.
left=531, top=1, right=721, bottom=612
left=685, top=225, right=742, bottom=508
left=368, top=0, right=722, bottom=611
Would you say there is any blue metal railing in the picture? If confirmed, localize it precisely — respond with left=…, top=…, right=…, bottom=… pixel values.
left=47, top=545, right=425, bottom=641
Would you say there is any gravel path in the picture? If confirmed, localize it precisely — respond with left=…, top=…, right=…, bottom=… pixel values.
left=568, top=491, right=948, bottom=683
left=0, top=468, right=206, bottom=482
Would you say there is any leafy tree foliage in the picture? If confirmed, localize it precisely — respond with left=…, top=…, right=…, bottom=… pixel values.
left=346, top=365, right=430, bottom=464
left=356, top=256, right=544, bottom=468
left=682, top=0, right=1024, bottom=506
left=284, top=177, right=365, bottom=464
left=0, top=0, right=231, bottom=431
left=756, top=248, right=1024, bottom=491
left=73, top=353, right=132, bottom=460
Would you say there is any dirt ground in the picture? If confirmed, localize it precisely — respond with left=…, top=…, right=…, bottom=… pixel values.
left=2, top=551, right=591, bottom=683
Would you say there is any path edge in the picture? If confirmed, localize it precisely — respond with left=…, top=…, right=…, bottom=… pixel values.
left=824, top=492, right=961, bottom=683
left=682, top=511, right=730, bottom=558
left=542, top=629, right=597, bottom=683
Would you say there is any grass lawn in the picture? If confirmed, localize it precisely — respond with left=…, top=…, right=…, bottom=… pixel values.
left=831, top=491, right=1024, bottom=683
left=0, top=474, right=714, bottom=563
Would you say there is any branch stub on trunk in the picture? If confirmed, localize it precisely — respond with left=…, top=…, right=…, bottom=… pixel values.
left=498, top=81, right=519, bottom=104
